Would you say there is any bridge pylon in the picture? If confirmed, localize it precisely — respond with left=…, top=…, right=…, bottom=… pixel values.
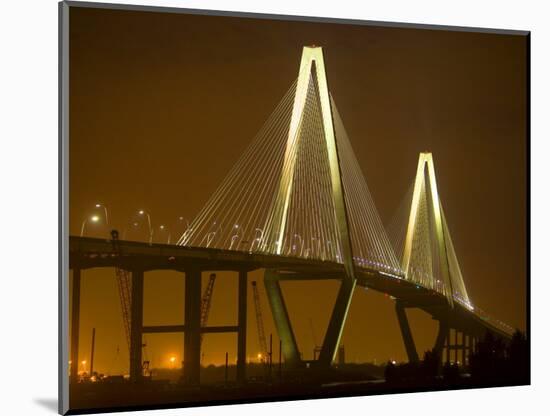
left=266, top=45, right=356, bottom=282
left=265, top=46, right=356, bottom=367
left=401, top=152, right=471, bottom=308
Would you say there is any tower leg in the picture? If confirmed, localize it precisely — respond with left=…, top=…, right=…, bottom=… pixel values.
left=264, top=270, right=300, bottom=367
left=395, top=302, right=419, bottom=363
left=318, top=278, right=356, bottom=366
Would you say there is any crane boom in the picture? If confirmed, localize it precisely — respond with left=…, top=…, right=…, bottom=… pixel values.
left=111, top=230, right=132, bottom=352
left=200, top=273, right=217, bottom=346
left=251, top=281, right=268, bottom=359
left=111, top=230, right=151, bottom=375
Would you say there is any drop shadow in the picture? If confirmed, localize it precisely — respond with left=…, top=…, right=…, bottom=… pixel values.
left=34, top=398, right=58, bottom=413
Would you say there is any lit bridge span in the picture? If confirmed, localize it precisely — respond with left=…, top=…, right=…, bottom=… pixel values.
left=68, top=46, right=513, bottom=385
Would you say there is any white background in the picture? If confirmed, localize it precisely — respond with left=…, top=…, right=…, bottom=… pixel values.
left=0, top=0, right=546, bottom=414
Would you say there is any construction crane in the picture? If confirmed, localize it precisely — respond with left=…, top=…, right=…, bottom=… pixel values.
left=251, top=281, right=268, bottom=362
left=112, top=231, right=216, bottom=370
left=111, top=230, right=149, bottom=375
left=200, top=273, right=217, bottom=346
left=111, top=230, right=132, bottom=351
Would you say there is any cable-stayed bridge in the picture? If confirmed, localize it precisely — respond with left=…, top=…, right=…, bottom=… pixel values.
left=69, top=46, right=514, bottom=385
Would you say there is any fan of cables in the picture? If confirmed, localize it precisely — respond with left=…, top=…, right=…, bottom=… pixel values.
left=178, top=75, right=401, bottom=274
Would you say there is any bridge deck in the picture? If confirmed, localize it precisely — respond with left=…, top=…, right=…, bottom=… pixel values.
left=67, top=236, right=511, bottom=339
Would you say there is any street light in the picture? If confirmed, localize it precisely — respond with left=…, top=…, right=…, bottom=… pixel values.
left=249, top=228, right=264, bottom=253
left=206, top=231, right=217, bottom=247
left=138, top=210, right=153, bottom=244
left=95, top=203, right=110, bottom=226
left=229, top=234, right=240, bottom=250
left=80, top=215, right=100, bottom=236
left=176, top=217, right=195, bottom=246
left=158, top=224, right=171, bottom=244
left=293, top=234, right=304, bottom=256
left=178, top=216, right=190, bottom=229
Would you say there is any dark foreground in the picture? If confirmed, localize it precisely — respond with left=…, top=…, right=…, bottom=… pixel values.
left=68, top=368, right=527, bottom=415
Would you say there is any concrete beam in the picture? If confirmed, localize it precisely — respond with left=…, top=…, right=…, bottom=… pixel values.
left=143, top=325, right=185, bottom=334
left=461, top=333, right=467, bottom=365
left=455, top=329, right=460, bottom=364
left=270, top=272, right=343, bottom=281
left=205, top=325, right=239, bottom=334
left=142, top=325, right=240, bottom=334
left=183, top=267, right=201, bottom=384
left=446, top=327, right=451, bottom=364
left=468, top=333, right=474, bottom=364
left=433, top=319, right=449, bottom=358
left=237, top=270, right=247, bottom=383
left=129, top=269, right=144, bottom=382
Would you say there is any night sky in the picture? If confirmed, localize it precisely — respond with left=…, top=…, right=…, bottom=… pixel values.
left=69, top=6, right=527, bottom=375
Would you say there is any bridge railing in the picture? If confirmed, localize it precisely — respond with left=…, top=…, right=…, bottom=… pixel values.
left=467, top=304, right=515, bottom=336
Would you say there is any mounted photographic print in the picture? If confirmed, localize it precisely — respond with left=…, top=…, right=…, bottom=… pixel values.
left=59, top=1, right=530, bottom=414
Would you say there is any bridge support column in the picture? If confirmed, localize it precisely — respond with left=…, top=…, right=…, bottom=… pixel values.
left=130, top=269, right=144, bottom=382
left=433, top=320, right=448, bottom=357
left=184, top=267, right=201, bottom=384
left=460, top=332, right=466, bottom=365
left=264, top=270, right=300, bottom=367
left=395, top=302, right=419, bottom=363
left=70, top=268, right=81, bottom=383
left=454, top=329, right=459, bottom=364
left=237, top=270, right=247, bottom=383
left=432, top=320, right=448, bottom=372
left=318, top=278, right=356, bottom=366
left=467, top=334, right=473, bottom=365
left=445, top=327, right=451, bottom=364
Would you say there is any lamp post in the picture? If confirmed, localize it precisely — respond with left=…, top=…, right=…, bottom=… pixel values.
left=293, top=234, right=303, bottom=256
left=229, top=234, right=239, bottom=250
left=206, top=231, right=217, bottom=247
left=95, top=203, right=110, bottom=226
left=138, top=210, right=153, bottom=243
left=250, top=228, right=264, bottom=252
left=311, top=237, right=317, bottom=258
left=177, top=216, right=194, bottom=246
left=122, top=221, right=139, bottom=240
left=159, top=225, right=171, bottom=244
left=229, top=224, right=240, bottom=250
left=80, top=215, right=100, bottom=236
left=178, top=216, right=190, bottom=230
